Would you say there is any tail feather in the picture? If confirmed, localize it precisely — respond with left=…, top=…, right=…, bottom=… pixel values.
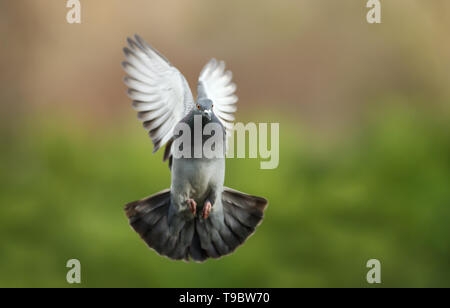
left=189, top=231, right=208, bottom=262
left=223, top=208, right=253, bottom=243
left=209, top=225, right=231, bottom=256
left=171, top=219, right=194, bottom=260
left=221, top=186, right=267, bottom=240
left=125, top=190, right=194, bottom=261
left=125, top=187, right=268, bottom=262
left=195, top=219, right=222, bottom=258
left=218, top=221, right=242, bottom=249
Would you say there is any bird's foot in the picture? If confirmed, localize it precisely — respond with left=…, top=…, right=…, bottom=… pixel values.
left=187, top=199, right=197, bottom=216
left=202, top=201, right=212, bottom=219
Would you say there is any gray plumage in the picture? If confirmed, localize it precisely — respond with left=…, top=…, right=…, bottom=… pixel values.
left=122, top=35, right=268, bottom=262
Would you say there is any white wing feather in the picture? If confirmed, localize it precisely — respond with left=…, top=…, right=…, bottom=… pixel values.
left=122, top=35, right=194, bottom=153
left=198, top=59, right=238, bottom=135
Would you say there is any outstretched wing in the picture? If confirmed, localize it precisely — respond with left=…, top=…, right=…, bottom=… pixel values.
left=198, top=59, right=238, bottom=136
left=122, top=35, right=194, bottom=153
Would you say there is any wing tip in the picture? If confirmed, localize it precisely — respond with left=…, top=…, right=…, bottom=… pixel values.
left=209, top=58, right=218, bottom=65
left=133, top=34, right=172, bottom=65
left=126, top=36, right=137, bottom=49
left=121, top=61, right=130, bottom=70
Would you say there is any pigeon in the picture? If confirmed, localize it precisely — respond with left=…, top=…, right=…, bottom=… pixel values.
left=122, top=35, right=268, bottom=262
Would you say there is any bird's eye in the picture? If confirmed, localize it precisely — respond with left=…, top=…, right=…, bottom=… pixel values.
left=212, top=104, right=214, bottom=108
left=197, top=105, right=201, bottom=110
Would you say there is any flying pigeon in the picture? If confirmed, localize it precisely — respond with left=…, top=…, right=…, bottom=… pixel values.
left=122, top=35, right=268, bottom=262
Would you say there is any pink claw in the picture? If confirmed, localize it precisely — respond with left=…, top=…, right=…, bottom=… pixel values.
left=187, top=199, right=197, bottom=216
left=203, top=201, right=212, bottom=219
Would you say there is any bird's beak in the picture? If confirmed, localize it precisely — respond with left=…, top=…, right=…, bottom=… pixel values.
left=203, top=110, right=212, bottom=120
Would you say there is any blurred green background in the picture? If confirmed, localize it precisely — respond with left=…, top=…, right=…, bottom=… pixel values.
left=1, top=0, right=449, bottom=287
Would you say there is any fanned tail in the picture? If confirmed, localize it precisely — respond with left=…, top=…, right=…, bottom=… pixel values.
left=125, top=187, right=268, bottom=262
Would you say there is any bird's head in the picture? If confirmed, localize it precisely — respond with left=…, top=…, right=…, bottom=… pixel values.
left=196, top=98, right=214, bottom=120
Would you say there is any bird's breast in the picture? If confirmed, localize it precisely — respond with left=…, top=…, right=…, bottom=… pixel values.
left=171, top=157, right=224, bottom=201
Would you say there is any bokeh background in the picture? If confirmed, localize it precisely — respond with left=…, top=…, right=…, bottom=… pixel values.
left=1, top=0, right=449, bottom=287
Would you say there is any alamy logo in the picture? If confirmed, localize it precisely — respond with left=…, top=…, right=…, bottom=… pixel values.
left=172, top=115, right=279, bottom=169
left=366, top=259, right=381, bottom=284
left=66, top=259, right=81, bottom=284
left=66, top=0, right=81, bottom=24
left=366, top=0, right=381, bottom=24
